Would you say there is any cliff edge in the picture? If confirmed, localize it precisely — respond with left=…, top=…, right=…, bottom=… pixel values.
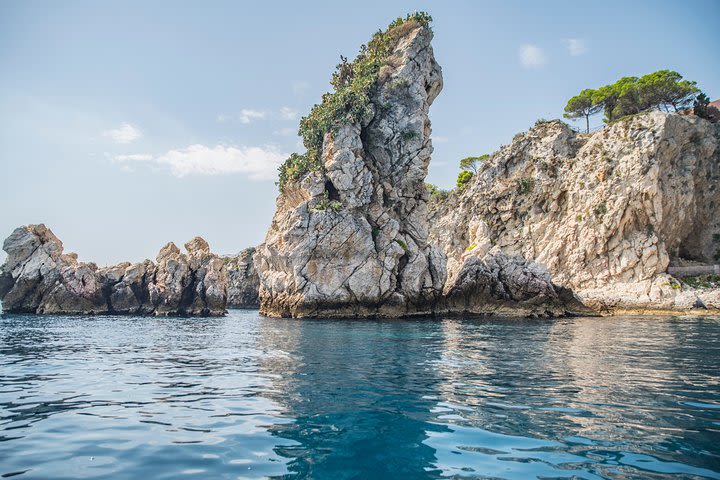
left=430, top=112, right=720, bottom=314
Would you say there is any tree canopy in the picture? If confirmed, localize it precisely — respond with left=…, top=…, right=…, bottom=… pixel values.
left=459, top=154, right=489, bottom=174
left=563, top=70, right=703, bottom=128
left=563, top=89, right=603, bottom=132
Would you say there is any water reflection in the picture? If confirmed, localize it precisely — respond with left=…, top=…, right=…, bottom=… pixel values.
left=424, top=316, right=720, bottom=479
left=255, top=319, right=448, bottom=478
left=1, top=312, right=719, bottom=479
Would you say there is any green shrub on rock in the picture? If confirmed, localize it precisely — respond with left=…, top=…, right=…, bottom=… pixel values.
left=456, top=170, right=474, bottom=189
left=277, top=12, right=433, bottom=191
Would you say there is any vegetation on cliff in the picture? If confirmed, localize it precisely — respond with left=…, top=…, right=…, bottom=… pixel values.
left=277, top=12, right=433, bottom=191
left=563, top=70, right=704, bottom=131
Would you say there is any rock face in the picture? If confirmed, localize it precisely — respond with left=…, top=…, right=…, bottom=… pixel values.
left=223, top=248, right=260, bottom=308
left=254, top=17, right=581, bottom=318
left=255, top=19, right=447, bottom=318
left=430, top=112, right=720, bottom=314
left=0, top=224, right=228, bottom=316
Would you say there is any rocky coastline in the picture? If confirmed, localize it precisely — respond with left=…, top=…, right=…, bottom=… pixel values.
left=0, top=224, right=227, bottom=316
left=2, top=15, right=718, bottom=318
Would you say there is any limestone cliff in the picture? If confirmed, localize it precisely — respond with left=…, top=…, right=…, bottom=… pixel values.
left=254, top=14, right=581, bottom=318
left=0, top=224, right=227, bottom=316
left=223, top=248, right=260, bottom=308
left=430, top=112, right=720, bottom=314
left=254, top=16, right=446, bottom=317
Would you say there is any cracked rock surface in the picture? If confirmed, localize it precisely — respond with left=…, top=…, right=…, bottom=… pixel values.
left=254, top=21, right=579, bottom=318
left=430, top=112, right=720, bottom=314
left=254, top=22, right=446, bottom=318
left=0, top=224, right=228, bottom=316
left=223, top=248, right=260, bottom=308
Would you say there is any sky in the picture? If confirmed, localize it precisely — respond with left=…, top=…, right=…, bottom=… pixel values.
left=1, top=0, right=718, bottom=265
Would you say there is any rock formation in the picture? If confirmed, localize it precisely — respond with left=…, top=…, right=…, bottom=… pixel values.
left=223, top=248, right=260, bottom=308
left=430, top=112, right=720, bottom=314
left=0, top=224, right=227, bottom=316
left=254, top=14, right=580, bottom=318
left=254, top=16, right=445, bottom=318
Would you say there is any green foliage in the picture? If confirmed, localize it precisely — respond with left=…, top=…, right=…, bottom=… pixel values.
left=575, top=214, right=583, bottom=222
left=425, top=183, right=449, bottom=200
left=402, top=129, right=418, bottom=140
left=278, top=153, right=322, bottom=189
left=516, top=177, right=535, bottom=195
left=593, top=201, right=607, bottom=217
left=637, top=70, right=699, bottom=112
left=694, top=92, right=711, bottom=119
left=682, top=274, right=720, bottom=290
left=278, top=12, right=433, bottom=191
left=395, top=239, right=409, bottom=252
left=465, top=243, right=478, bottom=251
left=312, top=191, right=342, bottom=212
left=563, top=89, right=603, bottom=133
left=456, top=170, right=474, bottom=189
left=459, top=154, right=489, bottom=174
left=565, top=70, right=704, bottom=128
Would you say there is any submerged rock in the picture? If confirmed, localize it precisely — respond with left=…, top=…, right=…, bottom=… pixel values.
left=0, top=225, right=228, bottom=316
left=430, top=112, right=720, bottom=314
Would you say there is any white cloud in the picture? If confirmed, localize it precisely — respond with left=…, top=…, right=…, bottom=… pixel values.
left=280, top=107, right=298, bottom=120
left=564, top=38, right=587, bottom=56
left=433, top=135, right=449, bottom=143
left=114, top=153, right=153, bottom=162
left=103, top=122, right=142, bottom=144
left=111, top=144, right=287, bottom=180
left=519, top=44, right=546, bottom=67
left=218, top=109, right=267, bottom=124
left=238, top=109, right=266, bottom=124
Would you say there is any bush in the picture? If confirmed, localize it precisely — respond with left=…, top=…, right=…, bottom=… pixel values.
left=516, top=177, right=535, bottom=195
left=278, top=153, right=322, bottom=189
left=312, top=191, right=342, bottom=212
left=425, top=183, right=449, bottom=200
left=593, top=201, right=607, bottom=217
left=456, top=170, right=474, bottom=189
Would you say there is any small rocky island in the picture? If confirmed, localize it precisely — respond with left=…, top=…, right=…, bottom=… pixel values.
left=1, top=13, right=718, bottom=317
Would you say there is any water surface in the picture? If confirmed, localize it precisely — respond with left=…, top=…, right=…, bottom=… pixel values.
left=1, top=311, right=719, bottom=479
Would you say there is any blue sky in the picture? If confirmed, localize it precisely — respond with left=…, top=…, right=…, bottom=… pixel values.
left=1, top=0, right=718, bottom=265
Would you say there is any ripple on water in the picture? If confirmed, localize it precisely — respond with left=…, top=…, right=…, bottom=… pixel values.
left=1, top=312, right=719, bottom=479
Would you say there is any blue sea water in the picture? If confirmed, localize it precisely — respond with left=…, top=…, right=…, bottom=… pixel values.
left=1, top=311, right=719, bottom=479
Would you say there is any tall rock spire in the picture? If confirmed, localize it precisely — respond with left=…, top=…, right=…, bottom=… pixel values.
left=255, top=13, right=446, bottom=317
